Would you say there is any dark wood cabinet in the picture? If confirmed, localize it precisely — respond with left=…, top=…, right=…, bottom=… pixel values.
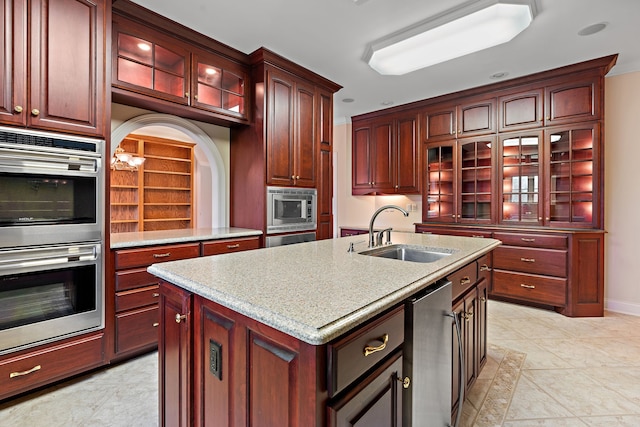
left=111, top=1, right=250, bottom=126
left=328, top=352, right=404, bottom=427
left=424, top=104, right=457, bottom=142
left=265, top=66, right=317, bottom=188
left=0, top=0, right=107, bottom=136
left=545, top=76, right=601, bottom=126
left=352, top=112, right=420, bottom=195
left=457, top=97, right=496, bottom=137
left=230, top=48, right=341, bottom=236
left=159, top=282, right=192, bottom=427
left=498, top=89, right=543, bottom=132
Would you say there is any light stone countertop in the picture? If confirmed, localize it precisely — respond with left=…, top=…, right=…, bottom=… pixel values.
left=148, top=231, right=500, bottom=345
left=110, top=227, right=263, bottom=249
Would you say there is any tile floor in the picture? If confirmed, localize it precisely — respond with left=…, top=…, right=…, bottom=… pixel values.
left=1, top=300, right=640, bottom=426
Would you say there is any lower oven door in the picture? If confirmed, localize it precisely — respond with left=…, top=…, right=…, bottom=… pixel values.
left=0, top=242, right=103, bottom=355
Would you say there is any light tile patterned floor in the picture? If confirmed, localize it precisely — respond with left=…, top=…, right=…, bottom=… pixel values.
left=2, top=300, right=640, bottom=426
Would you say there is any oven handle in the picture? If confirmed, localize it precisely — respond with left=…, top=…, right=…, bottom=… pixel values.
left=0, top=244, right=99, bottom=272
left=0, top=146, right=101, bottom=173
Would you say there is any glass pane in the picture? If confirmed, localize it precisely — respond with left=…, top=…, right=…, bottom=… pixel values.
left=426, top=146, right=455, bottom=220
left=501, top=135, right=540, bottom=223
left=197, top=84, right=222, bottom=108
left=155, top=45, right=185, bottom=75
left=155, top=70, right=184, bottom=97
left=198, top=64, right=222, bottom=86
left=223, top=92, right=244, bottom=114
left=117, top=58, right=152, bottom=88
left=118, top=34, right=152, bottom=65
left=222, top=71, right=244, bottom=94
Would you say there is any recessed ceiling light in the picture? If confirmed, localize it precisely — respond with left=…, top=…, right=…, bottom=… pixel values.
left=578, top=22, right=608, bottom=36
left=342, top=98, right=355, bottom=103
left=363, top=0, right=538, bottom=75
left=381, top=100, right=394, bottom=106
left=490, top=71, right=509, bottom=79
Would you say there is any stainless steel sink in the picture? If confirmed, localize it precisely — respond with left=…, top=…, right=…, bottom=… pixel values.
left=359, top=244, right=452, bottom=263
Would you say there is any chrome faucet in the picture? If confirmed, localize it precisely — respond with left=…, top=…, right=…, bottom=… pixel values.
left=368, top=205, right=409, bottom=248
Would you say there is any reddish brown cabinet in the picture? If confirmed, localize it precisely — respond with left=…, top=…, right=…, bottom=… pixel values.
left=0, top=0, right=107, bottom=136
left=352, top=111, right=421, bottom=195
left=317, top=88, right=335, bottom=240
left=111, top=2, right=250, bottom=126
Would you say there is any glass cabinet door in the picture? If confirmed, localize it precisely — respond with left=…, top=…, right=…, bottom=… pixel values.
left=194, top=57, right=246, bottom=116
left=116, top=32, right=188, bottom=103
left=459, top=137, right=494, bottom=222
left=425, top=143, right=455, bottom=222
left=547, top=124, right=597, bottom=227
left=500, top=132, right=542, bottom=225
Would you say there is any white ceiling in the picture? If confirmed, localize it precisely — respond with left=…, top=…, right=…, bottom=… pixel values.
left=131, top=0, right=640, bottom=124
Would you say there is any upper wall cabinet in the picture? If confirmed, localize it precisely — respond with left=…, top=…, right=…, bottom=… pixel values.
left=423, top=97, right=496, bottom=142
left=111, top=3, right=250, bottom=126
left=498, top=89, right=543, bottom=132
left=0, top=0, right=107, bottom=136
left=544, top=76, right=600, bottom=126
left=352, top=112, right=421, bottom=195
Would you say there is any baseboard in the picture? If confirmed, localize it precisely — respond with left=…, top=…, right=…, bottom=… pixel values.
left=605, top=298, right=640, bottom=316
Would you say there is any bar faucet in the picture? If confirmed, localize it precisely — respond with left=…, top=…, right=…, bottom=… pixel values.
left=368, top=205, right=409, bottom=248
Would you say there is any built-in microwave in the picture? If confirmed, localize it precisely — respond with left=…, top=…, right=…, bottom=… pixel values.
left=266, top=186, right=316, bottom=234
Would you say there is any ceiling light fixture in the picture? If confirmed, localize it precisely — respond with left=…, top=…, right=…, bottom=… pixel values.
left=363, top=0, right=538, bottom=75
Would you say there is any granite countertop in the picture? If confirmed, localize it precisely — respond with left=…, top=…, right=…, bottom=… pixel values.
left=110, top=227, right=263, bottom=249
left=148, top=232, right=500, bottom=345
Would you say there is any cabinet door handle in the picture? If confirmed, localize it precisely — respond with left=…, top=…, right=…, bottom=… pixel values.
left=463, top=311, right=474, bottom=321
left=153, top=252, right=171, bottom=258
left=521, top=238, right=535, bottom=242
left=175, top=313, right=187, bottom=323
left=397, top=376, right=411, bottom=389
left=10, top=365, right=41, bottom=378
left=14, top=105, right=23, bottom=113
left=460, top=276, right=471, bottom=285
left=185, top=92, right=190, bottom=98
left=363, top=333, right=389, bottom=357
left=152, top=293, right=159, bottom=298
left=520, top=284, right=536, bottom=289
left=479, top=264, right=491, bottom=272
left=152, top=322, right=159, bottom=327
left=520, top=257, right=536, bottom=263
left=226, top=244, right=240, bottom=249
left=31, top=108, right=40, bottom=116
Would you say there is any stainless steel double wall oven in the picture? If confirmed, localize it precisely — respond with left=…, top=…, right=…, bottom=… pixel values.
left=0, top=126, right=104, bottom=355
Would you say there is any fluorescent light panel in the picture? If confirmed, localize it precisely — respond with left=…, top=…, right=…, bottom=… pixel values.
left=364, top=0, right=537, bottom=75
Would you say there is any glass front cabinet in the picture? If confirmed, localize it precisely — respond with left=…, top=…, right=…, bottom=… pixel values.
left=425, top=136, right=495, bottom=223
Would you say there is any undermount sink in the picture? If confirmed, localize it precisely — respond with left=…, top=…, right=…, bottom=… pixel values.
left=359, top=244, right=453, bottom=263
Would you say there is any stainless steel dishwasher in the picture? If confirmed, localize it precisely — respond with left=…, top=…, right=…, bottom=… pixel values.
left=404, top=279, right=463, bottom=427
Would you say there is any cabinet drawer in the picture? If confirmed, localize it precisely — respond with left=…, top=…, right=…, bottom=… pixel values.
left=0, top=333, right=104, bottom=400
left=114, top=243, right=200, bottom=270
left=493, top=232, right=567, bottom=249
left=328, top=306, right=404, bottom=397
left=115, top=306, right=159, bottom=354
left=201, top=237, right=260, bottom=256
left=449, top=262, right=478, bottom=302
left=115, top=268, right=159, bottom=291
left=116, top=285, right=160, bottom=312
left=493, top=270, right=566, bottom=306
left=493, top=246, right=567, bottom=277
left=417, top=226, right=492, bottom=239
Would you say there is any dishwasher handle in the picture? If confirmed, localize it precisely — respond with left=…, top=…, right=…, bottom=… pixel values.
left=448, top=310, right=465, bottom=427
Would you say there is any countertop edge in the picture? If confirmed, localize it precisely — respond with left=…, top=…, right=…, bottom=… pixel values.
left=110, top=228, right=263, bottom=249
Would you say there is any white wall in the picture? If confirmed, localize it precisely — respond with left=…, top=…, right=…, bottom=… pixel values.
left=604, top=72, right=640, bottom=315
left=334, top=71, right=640, bottom=315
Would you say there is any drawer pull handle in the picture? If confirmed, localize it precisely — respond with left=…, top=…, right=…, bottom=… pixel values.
left=479, top=264, right=491, bottom=272
left=463, top=311, right=474, bottom=321
left=10, top=365, right=41, bottom=378
left=471, top=235, right=485, bottom=238
left=153, top=322, right=159, bottom=327
left=520, top=284, right=536, bottom=289
left=521, top=238, right=536, bottom=242
left=397, top=376, right=411, bottom=389
left=460, top=276, right=471, bottom=285
left=153, top=253, right=171, bottom=259
left=520, top=257, right=536, bottom=263
left=152, top=293, right=159, bottom=298
left=226, top=244, right=240, bottom=249
left=363, top=333, right=389, bottom=357
left=175, top=313, right=187, bottom=324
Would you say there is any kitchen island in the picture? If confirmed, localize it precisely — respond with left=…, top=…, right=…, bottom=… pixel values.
left=149, top=232, right=500, bottom=426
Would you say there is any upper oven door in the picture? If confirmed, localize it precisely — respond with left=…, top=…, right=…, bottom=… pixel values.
left=0, top=140, right=103, bottom=248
